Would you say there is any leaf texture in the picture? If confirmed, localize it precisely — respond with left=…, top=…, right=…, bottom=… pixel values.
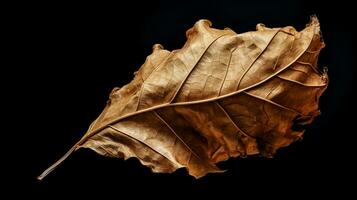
left=39, top=16, right=328, bottom=180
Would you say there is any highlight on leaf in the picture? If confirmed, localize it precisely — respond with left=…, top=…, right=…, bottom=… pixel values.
left=38, top=16, right=328, bottom=180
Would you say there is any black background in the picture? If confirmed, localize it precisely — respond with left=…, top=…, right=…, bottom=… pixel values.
left=7, top=0, right=356, bottom=198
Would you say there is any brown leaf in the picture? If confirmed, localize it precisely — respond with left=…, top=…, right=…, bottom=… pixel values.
left=38, top=16, right=328, bottom=180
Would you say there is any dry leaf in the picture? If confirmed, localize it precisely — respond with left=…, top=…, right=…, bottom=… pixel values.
left=38, top=16, right=328, bottom=180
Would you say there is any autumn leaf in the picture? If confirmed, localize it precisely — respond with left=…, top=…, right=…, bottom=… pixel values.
left=38, top=16, right=328, bottom=180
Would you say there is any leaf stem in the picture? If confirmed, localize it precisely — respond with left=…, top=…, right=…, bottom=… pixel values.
left=37, top=145, right=78, bottom=181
